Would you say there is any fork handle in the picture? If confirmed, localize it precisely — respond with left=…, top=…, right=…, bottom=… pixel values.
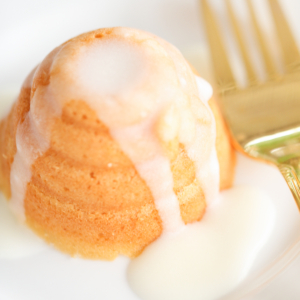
left=278, top=164, right=300, bottom=210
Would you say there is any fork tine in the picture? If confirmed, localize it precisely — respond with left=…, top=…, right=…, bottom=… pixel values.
left=268, top=0, right=300, bottom=72
left=246, top=0, right=277, bottom=79
left=200, top=0, right=236, bottom=90
left=225, top=0, right=257, bottom=84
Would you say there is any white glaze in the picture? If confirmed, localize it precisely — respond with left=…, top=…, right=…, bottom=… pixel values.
left=9, top=69, right=46, bottom=221
left=108, top=71, right=217, bottom=231
left=75, top=39, right=146, bottom=95
left=111, top=118, right=184, bottom=232
left=192, top=76, right=219, bottom=205
left=127, top=185, right=276, bottom=300
left=9, top=83, right=60, bottom=221
left=195, top=77, right=213, bottom=105
left=62, top=34, right=217, bottom=231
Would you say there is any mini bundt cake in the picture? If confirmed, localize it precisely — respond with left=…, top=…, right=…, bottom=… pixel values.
left=0, top=27, right=235, bottom=260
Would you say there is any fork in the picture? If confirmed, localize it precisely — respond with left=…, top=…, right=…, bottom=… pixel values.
left=200, top=0, right=300, bottom=210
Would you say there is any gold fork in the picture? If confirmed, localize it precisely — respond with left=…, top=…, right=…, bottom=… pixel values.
left=200, top=0, right=300, bottom=210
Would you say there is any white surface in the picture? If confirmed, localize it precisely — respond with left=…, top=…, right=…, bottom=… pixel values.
left=128, top=186, right=275, bottom=300
left=1, top=0, right=300, bottom=299
left=0, top=195, right=47, bottom=259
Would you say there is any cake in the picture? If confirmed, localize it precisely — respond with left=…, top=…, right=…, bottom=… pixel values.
left=0, top=27, right=235, bottom=260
